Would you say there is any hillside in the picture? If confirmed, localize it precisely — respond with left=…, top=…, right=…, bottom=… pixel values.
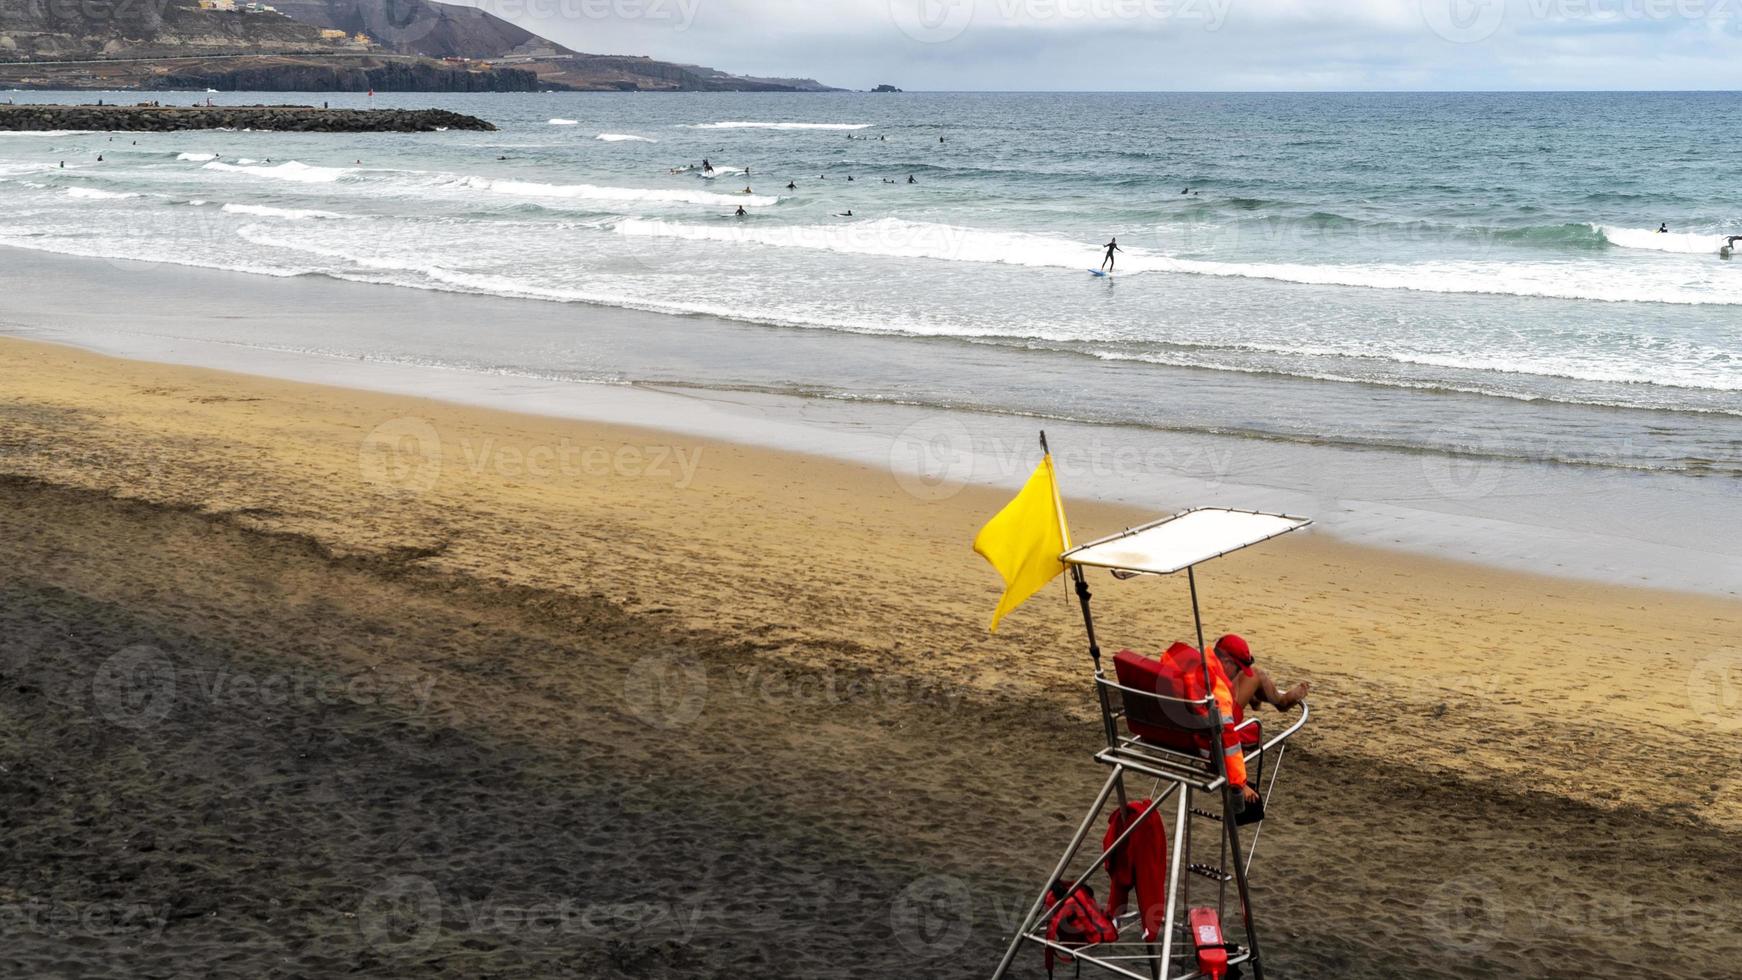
left=266, top=0, right=549, bottom=59
left=0, top=0, right=836, bottom=91
left=0, top=0, right=328, bottom=60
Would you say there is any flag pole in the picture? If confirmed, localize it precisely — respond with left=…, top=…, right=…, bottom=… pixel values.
left=1047, top=429, right=1128, bottom=809
left=1039, top=430, right=1070, bottom=550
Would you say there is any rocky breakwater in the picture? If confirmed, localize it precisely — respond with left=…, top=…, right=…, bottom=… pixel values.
left=0, top=104, right=496, bottom=133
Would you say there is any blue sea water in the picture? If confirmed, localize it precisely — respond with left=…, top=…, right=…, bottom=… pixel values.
left=1, top=90, right=1738, bottom=478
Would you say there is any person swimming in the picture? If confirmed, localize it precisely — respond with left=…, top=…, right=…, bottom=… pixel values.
left=743, top=186, right=753, bottom=194
left=1101, top=237, right=1122, bottom=272
left=735, top=205, right=746, bottom=216
left=786, top=181, right=797, bottom=189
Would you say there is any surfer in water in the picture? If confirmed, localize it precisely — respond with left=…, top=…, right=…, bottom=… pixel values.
left=1101, top=237, right=1122, bottom=272
left=787, top=181, right=797, bottom=190
left=735, top=205, right=746, bottom=217
left=703, top=158, right=713, bottom=173
left=1658, top=223, right=1669, bottom=234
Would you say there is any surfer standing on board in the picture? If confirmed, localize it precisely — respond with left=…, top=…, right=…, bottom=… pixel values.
left=1101, top=237, right=1122, bottom=272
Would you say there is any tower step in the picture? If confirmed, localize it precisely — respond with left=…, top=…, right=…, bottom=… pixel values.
left=1188, top=863, right=1232, bottom=883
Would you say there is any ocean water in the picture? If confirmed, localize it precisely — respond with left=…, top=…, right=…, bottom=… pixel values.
left=1, top=90, right=1739, bottom=479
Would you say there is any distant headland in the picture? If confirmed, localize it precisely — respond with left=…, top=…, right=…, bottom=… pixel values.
left=0, top=0, right=837, bottom=93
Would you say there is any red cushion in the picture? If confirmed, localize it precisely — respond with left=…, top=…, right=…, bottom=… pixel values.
left=1113, top=648, right=1211, bottom=749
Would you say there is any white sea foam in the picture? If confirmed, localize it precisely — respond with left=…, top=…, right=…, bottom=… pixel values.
left=222, top=203, right=348, bottom=220
left=679, top=121, right=873, bottom=131
left=204, top=160, right=351, bottom=183
left=65, top=187, right=139, bottom=200
left=1598, top=224, right=1732, bottom=254
left=548, top=118, right=580, bottom=125
left=451, top=175, right=778, bottom=208
left=177, top=152, right=219, bottom=162
left=614, top=217, right=1742, bottom=305
left=596, top=133, right=656, bottom=142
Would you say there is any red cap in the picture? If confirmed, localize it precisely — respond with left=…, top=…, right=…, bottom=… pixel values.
left=1215, top=634, right=1253, bottom=676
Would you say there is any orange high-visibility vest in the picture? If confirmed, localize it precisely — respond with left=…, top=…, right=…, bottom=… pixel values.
left=1161, top=642, right=1248, bottom=790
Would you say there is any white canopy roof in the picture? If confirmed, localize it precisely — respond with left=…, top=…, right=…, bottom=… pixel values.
left=1063, top=507, right=1311, bottom=576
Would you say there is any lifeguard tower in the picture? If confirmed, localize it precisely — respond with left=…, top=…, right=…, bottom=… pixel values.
left=988, top=506, right=1312, bottom=980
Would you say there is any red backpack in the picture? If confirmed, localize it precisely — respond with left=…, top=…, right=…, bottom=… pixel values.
left=1043, top=880, right=1118, bottom=977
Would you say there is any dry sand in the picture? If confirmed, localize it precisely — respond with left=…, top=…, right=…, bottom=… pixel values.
left=2, top=336, right=1739, bottom=978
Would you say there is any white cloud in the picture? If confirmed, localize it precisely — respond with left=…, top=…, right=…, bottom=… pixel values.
left=449, top=0, right=1742, bottom=89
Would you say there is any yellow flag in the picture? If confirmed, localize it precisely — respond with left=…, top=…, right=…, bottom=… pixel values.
left=973, top=454, right=1071, bottom=632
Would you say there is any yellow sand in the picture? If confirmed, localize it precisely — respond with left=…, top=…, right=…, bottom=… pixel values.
left=3, top=335, right=1738, bottom=824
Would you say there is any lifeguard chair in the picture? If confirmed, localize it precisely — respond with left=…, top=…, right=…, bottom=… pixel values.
left=989, top=507, right=1312, bottom=980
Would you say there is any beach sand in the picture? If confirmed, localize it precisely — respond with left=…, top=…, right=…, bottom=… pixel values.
left=2, top=335, right=1739, bottom=978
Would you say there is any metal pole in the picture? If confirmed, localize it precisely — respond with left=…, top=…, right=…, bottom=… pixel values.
left=1226, top=803, right=1266, bottom=980
left=1157, top=785, right=1190, bottom=978
left=989, top=766, right=1125, bottom=980
left=1073, top=564, right=1130, bottom=810
left=1188, top=565, right=1239, bottom=939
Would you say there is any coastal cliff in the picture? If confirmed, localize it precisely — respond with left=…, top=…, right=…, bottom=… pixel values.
left=0, top=0, right=836, bottom=92
left=0, top=104, right=496, bottom=132
left=153, top=57, right=541, bottom=92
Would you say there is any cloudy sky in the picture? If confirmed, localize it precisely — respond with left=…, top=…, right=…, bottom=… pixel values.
left=451, top=0, right=1742, bottom=90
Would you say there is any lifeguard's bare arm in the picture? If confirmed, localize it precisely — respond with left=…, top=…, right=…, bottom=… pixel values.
left=1252, top=667, right=1309, bottom=710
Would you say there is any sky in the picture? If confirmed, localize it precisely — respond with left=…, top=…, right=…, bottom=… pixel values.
left=448, top=0, right=1742, bottom=91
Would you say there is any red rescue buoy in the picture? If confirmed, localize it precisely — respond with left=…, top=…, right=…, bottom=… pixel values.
left=1190, top=907, right=1228, bottom=979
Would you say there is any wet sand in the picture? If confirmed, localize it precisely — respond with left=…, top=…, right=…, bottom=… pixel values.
left=2, top=337, right=1739, bottom=978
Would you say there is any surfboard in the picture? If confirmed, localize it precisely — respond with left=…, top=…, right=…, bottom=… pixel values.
left=1089, top=269, right=1110, bottom=277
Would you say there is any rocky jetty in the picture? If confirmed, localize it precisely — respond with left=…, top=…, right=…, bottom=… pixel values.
left=0, top=104, right=496, bottom=133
